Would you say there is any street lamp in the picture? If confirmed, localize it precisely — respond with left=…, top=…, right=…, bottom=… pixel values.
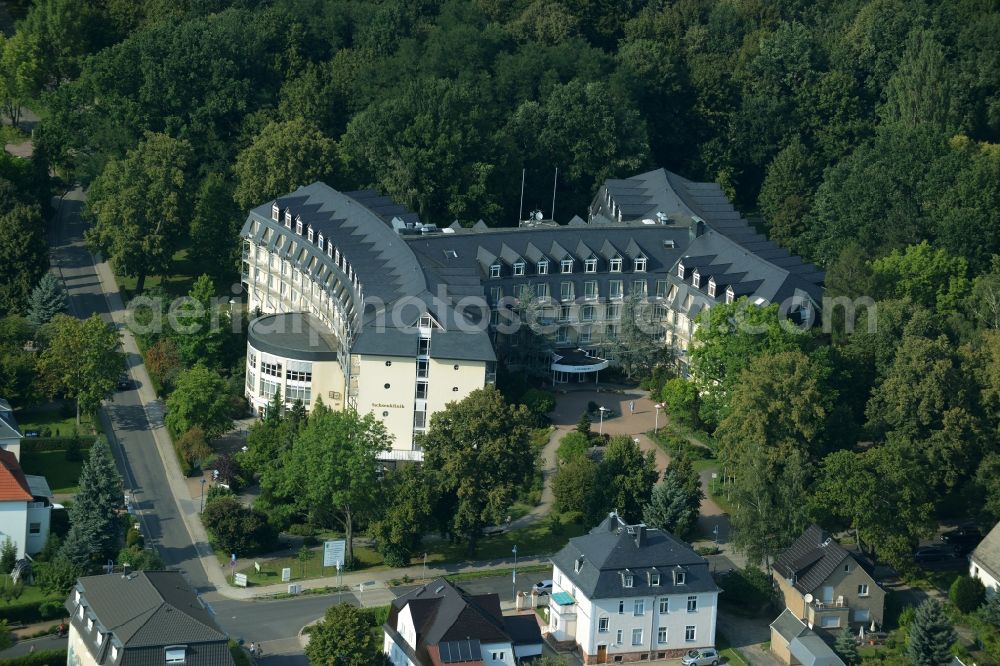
left=598, top=406, right=608, bottom=435
left=512, top=545, right=518, bottom=602
left=200, top=478, right=206, bottom=513
left=654, top=403, right=664, bottom=435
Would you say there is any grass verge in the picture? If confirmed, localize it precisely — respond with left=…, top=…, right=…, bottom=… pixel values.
left=19, top=449, right=86, bottom=494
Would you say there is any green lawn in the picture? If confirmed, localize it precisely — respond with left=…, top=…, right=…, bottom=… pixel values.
left=0, top=584, right=54, bottom=608
left=15, top=405, right=94, bottom=438
left=236, top=543, right=384, bottom=585
left=20, top=449, right=87, bottom=494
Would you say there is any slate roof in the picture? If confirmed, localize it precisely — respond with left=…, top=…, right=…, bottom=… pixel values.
left=0, top=450, right=32, bottom=501
left=385, top=578, right=539, bottom=665
left=773, top=526, right=852, bottom=595
left=65, top=571, right=233, bottom=666
left=550, top=513, right=719, bottom=600
left=972, top=522, right=1000, bottom=582
left=0, top=399, right=20, bottom=441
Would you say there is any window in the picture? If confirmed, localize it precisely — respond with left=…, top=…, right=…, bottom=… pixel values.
left=415, top=382, right=428, bottom=400
left=97, top=632, right=104, bottom=646
left=607, top=304, right=621, bottom=320
left=271, top=203, right=280, bottom=221
left=618, top=600, right=625, bottom=615
left=584, top=281, right=598, bottom=300
left=261, top=361, right=282, bottom=377
left=490, top=264, right=501, bottom=278
left=677, top=263, right=685, bottom=279
left=29, top=522, right=40, bottom=534
left=685, top=626, right=696, bottom=642
left=307, top=227, right=314, bottom=242
left=111, top=647, right=118, bottom=661
left=296, top=219, right=303, bottom=235
left=623, top=574, right=634, bottom=588
left=610, top=257, right=622, bottom=273
left=582, top=305, right=596, bottom=321
left=490, top=286, right=503, bottom=304
left=575, top=559, right=583, bottom=573
left=491, top=652, right=505, bottom=661
left=513, top=262, right=525, bottom=276
left=599, top=617, right=609, bottom=633
left=417, top=359, right=429, bottom=378
left=844, top=564, right=851, bottom=573
left=560, top=282, right=574, bottom=301
left=165, top=647, right=186, bottom=664
left=384, top=383, right=391, bottom=389
left=557, top=327, right=570, bottom=344
left=536, top=283, right=549, bottom=299
left=537, top=260, right=549, bottom=275
left=687, top=596, right=697, bottom=612
left=418, top=338, right=431, bottom=355
left=585, top=258, right=598, bottom=273
left=413, top=411, right=427, bottom=429
left=561, top=259, right=574, bottom=274
left=632, top=280, right=647, bottom=297
left=318, top=233, right=324, bottom=248
left=559, top=305, right=571, bottom=322
left=634, top=600, right=644, bottom=616
left=609, top=280, right=623, bottom=300
left=858, top=584, right=869, bottom=597
left=656, top=280, right=669, bottom=298
left=692, top=270, right=701, bottom=288
left=286, top=369, right=312, bottom=383
left=820, top=616, right=841, bottom=629
left=659, top=599, right=669, bottom=614
left=631, top=629, right=643, bottom=646
left=707, top=278, right=716, bottom=297
left=634, top=257, right=647, bottom=272
left=579, top=326, right=592, bottom=344
left=87, top=618, right=94, bottom=632
left=650, top=573, right=660, bottom=586
left=726, top=286, right=735, bottom=305
left=286, top=385, right=311, bottom=403
left=605, top=324, right=618, bottom=341
left=616, top=630, right=623, bottom=644
left=285, top=210, right=292, bottom=228
left=657, top=627, right=667, bottom=644
left=248, top=353, right=256, bottom=369
left=260, top=377, right=279, bottom=398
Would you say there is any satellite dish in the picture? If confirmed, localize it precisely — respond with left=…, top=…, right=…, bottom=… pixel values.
left=804, top=593, right=814, bottom=603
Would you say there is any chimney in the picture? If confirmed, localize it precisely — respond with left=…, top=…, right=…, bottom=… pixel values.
left=608, top=512, right=619, bottom=532
left=635, top=526, right=647, bottom=547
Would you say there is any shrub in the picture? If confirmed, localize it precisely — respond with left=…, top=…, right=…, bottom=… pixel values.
left=520, top=388, right=555, bottom=421
left=0, top=596, right=65, bottom=624
left=175, top=426, right=212, bottom=475
left=950, top=575, right=986, bottom=614
left=660, top=378, right=700, bottom=428
left=202, top=496, right=277, bottom=555
left=126, top=528, right=143, bottom=548
left=21, top=438, right=96, bottom=453
left=63, top=435, right=83, bottom=462
left=557, top=431, right=591, bottom=464
left=0, top=538, right=16, bottom=574
left=206, top=484, right=233, bottom=505
left=718, top=567, right=777, bottom=615
left=0, top=649, right=67, bottom=666
left=286, top=524, right=315, bottom=537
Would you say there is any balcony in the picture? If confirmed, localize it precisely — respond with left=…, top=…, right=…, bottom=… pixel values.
left=810, top=597, right=848, bottom=610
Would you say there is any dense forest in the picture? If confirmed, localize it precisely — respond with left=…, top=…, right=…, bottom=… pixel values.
left=0, top=0, right=998, bottom=572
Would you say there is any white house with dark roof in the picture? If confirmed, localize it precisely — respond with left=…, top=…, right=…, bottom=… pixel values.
left=383, top=577, right=542, bottom=666
left=65, top=571, right=234, bottom=666
left=970, top=523, right=1000, bottom=595
left=547, top=512, right=719, bottom=663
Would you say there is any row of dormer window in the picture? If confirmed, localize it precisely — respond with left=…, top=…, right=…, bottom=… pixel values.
left=490, top=256, right=646, bottom=278
left=74, top=589, right=121, bottom=662
left=677, top=262, right=735, bottom=304
left=619, top=568, right=687, bottom=588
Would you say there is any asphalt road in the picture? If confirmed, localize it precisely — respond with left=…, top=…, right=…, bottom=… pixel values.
left=49, top=187, right=334, bottom=652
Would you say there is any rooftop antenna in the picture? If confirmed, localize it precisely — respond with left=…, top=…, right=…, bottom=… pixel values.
left=551, top=168, right=558, bottom=222
left=518, top=168, right=526, bottom=224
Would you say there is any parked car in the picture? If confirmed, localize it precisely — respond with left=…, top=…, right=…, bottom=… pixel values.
left=913, top=545, right=959, bottom=564
left=682, top=648, right=720, bottom=666
left=116, top=373, right=131, bottom=391
left=941, top=527, right=983, bottom=553
left=531, top=580, right=553, bottom=595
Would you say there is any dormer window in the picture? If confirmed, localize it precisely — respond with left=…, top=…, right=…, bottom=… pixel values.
left=575, top=557, right=584, bottom=573
left=610, top=257, right=622, bottom=273
left=490, top=264, right=501, bottom=279
left=327, top=243, right=333, bottom=258
left=623, top=573, right=634, bottom=588
left=111, top=646, right=118, bottom=661
left=87, top=617, right=94, bottom=632
left=634, top=256, right=646, bottom=272
left=78, top=606, right=84, bottom=619
left=561, top=259, right=574, bottom=274
left=726, top=286, right=735, bottom=305
left=271, top=203, right=280, bottom=221
left=165, top=646, right=187, bottom=664
left=537, top=260, right=549, bottom=275
left=296, top=218, right=303, bottom=235
left=284, top=210, right=292, bottom=228
left=692, top=270, right=700, bottom=288
left=75, top=590, right=81, bottom=604
left=585, top=258, right=598, bottom=273
left=673, top=569, right=686, bottom=585
left=677, top=263, right=685, bottom=279
left=650, top=572, right=661, bottom=586
left=513, top=262, right=525, bottom=276
left=97, top=632, right=104, bottom=646
left=307, top=227, right=314, bottom=242
left=707, top=278, right=716, bottom=297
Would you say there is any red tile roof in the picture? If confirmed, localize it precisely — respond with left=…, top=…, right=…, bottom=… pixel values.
left=0, top=450, right=33, bottom=501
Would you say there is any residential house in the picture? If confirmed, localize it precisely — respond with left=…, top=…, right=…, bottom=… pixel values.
left=770, top=609, right=845, bottom=666
left=65, top=570, right=235, bottom=666
left=0, top=399, right=22, bottom=461
left=773, top=526, right=884, bottom=633
left=970, top=522, right=1000, bottom=595
left=547, top=512, right=719, bottom=663
left=383, top=577, right=543, bottom=666
left=0, top=449, right=52, bottom=557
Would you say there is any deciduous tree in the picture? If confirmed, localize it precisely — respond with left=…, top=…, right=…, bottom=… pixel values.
left=590, top=435, right=658, bottom=525
left=164, top=365, right=232, bottom=440
left=552, top=457, right=597, bottom=516
left=0, top=201, right=47, bottom=316
left=306, top=603, right=385, bottom=666
left=370, top=465, right=435, bottom=568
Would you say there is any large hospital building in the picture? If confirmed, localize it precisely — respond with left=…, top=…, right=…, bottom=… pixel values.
left=239, top=168, right=824, bottom=461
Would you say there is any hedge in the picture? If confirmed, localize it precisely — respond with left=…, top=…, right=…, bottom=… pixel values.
left=0, top=650, right=67, bottom=666
left=20, top=438, right=96, bottom=453
left=0, top=597, right=67, bottom=624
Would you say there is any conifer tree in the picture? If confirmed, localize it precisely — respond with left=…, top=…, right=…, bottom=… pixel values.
left=61, top=438, right=124, bottom=568
left=26, top=273, right=66, bottom=325
left=907, top=599, right=957, bottom=666
left=642, top=455, right=703, bottom=538
left=834, top=626, right=858, bottom=665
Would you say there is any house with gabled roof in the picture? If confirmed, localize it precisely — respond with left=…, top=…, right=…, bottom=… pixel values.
left=770, top=609, right=845, bottom=666
left=0, top=399, right=22, bottom=461
left=65, top=571, right=234, bottom=666
left=970, top=522, right=1000, bottom=595
left=383, top=577, right=542, bottom=666
left=547, top=512, right=719, bottom=663
left=773, top=526, right=884, bottom=633
left=0, top=448, right=52, bottom=557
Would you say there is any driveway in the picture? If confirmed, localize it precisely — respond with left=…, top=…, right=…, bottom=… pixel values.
left=717, top=610, right=780, bottom=666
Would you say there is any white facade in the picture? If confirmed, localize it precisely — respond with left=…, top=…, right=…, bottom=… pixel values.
left=549, top=564, right=718, bottom=661
left=971, top=557, right=1000, bottom=596
left=25, top=500, right=50, bottom=554
left=0, top=501, right=27, bottom=558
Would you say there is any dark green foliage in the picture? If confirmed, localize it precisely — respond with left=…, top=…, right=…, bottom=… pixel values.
left=659, top=379, right=700, bottom=429
left=950, top=576, right=986, bottom=614
left=370, top=465, right=434, bottom=568
left=117, top=545, right=163, bottom=571
left=834, top=626, right=859, bottom=665
left=61, top=438, right=124, bottom=567
left=306, top=603, right=385, bottom=666
left=0, top=649, right=68, bottom=666
left=556, top=431, right=590, bottom=465
left=590, top=435, right=658, bottom=524
left=63, top=433, right=83, bottom=462
left=907, top=599, right=957, bottom=666
left=980, top=592, right=1000, bottom=626
left=36, top=556, right=82, bottom=595
left=576, top=412, right=592, bottom=435
left=202, top=496, right=277, bottom=556
left=552, top=457, right=598, bottom=516
left=717, top=567, right=778, bottom=615
left=26, top=274, right=66, bottom=326
left=520, top=388, right=555, bottom=422
left=0, top=201, right=47, bottom=316
left=165, top=365, right=232, bottom=439
left=642, top=455, right=703, bottom=538
left=0, top=538, right=16, bottom=574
